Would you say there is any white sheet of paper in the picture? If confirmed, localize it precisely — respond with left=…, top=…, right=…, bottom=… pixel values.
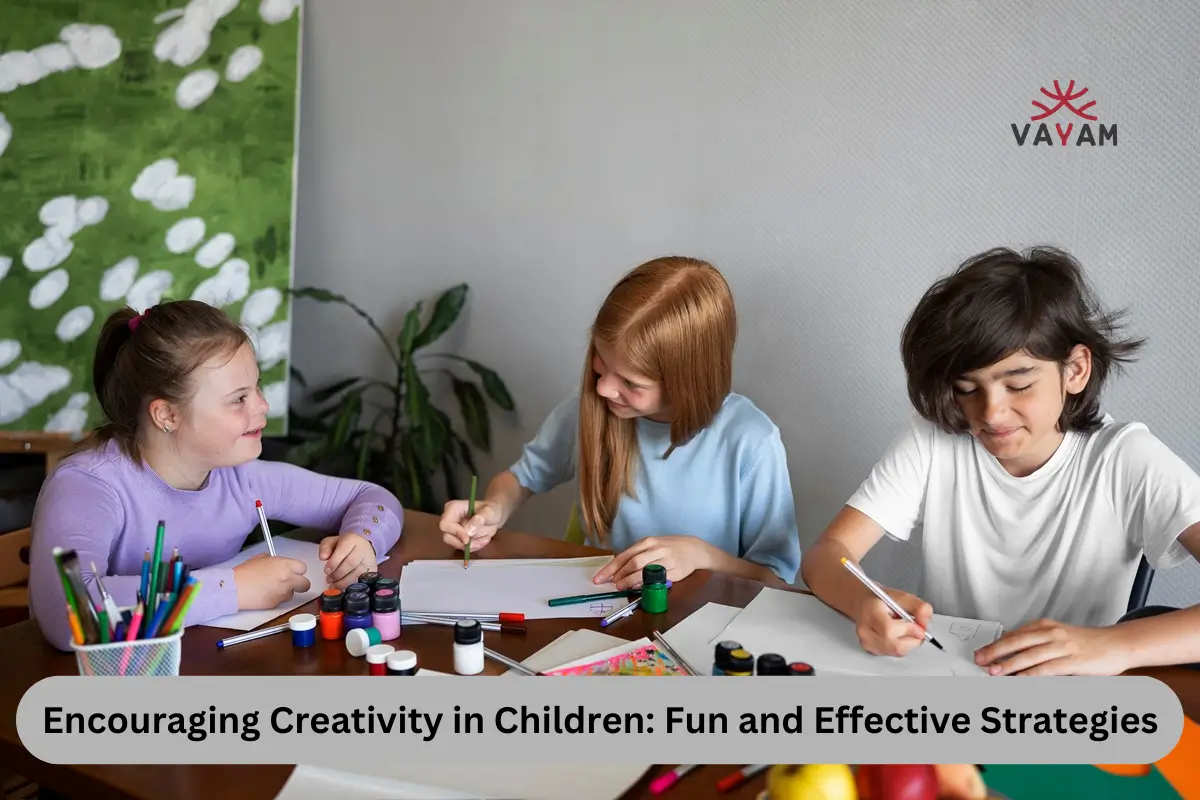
left=662, top=602, right=743, bottom=675
left=399, top=561, right=624, bottom=619
left=199, top=538, right=329, bottom=631
left=275, top=764, right=649, bottom=800
left=406, top=556, right=611, bottom=569
left=711, top=588, right=1003, bottom=676
left=504, top=629, right=632, bottom=676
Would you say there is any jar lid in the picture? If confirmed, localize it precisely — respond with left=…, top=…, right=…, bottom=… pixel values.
left=642, top=563, right=667, bottom=585
left=727, top=648, right=754, bottom=672
left=289, top=613, right=316, bottom=632
left=319, top=588, right=343, bottom=612
left=345, top=626, right=382, bottom=657
left=371, top=588, right=398, bottom=612
left=365, top=644, right=395, bottom=664
left=788, top=662, right=815, bottom=676
left=358, top=571, right=381, bottom=586
left=387, top=650, right=418, bottom=671
left=345, top=582, right=370, bottom=595
left=343, top=592, right=370, bottom=614
left=454, top=618, right=482, bottom=644
left=756, top=653, right=787, bottom=675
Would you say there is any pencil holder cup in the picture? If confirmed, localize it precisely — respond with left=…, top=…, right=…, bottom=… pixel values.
left=70, top=629, right=184, bottom=677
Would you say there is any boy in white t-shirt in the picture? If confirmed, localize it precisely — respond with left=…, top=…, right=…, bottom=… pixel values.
left=801, top=246, right=1200, bottom=676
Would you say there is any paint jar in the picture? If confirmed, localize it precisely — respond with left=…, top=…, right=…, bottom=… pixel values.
left=712, top=640, right=742, bottom=675
left=365, top=644, right=394, bottom=676
left=788, top=662, right=815, bottom=676
left=387, top=650, right=418, bottom=676
left=358, top=571, right=381, bottom=593
left=345, top=582, right=370, bottom=597
left=345, top=626, right=382, bottom=657
left=725, top=648, right=754, bottom=676
left=372, top=588, right=401, bottom=641
left=755, top=653, right=788, bottom=675
left=453, top=619, right=484, bottom=675
left=343, top=591, right=373, bottom=631
left=318, top=588, right=344, bottom=641
left=639, top=564, right=668, bottom=614
left=374, top=577, right=399, bottom=596
left=289, top=613, right=316, bottom=648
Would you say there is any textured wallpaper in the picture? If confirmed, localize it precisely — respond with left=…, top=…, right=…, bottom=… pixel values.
left=290, top=0, right=1200, bottom=609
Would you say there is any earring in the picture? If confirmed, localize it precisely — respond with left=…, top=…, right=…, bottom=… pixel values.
left=163, top=425, right=172, bottom=434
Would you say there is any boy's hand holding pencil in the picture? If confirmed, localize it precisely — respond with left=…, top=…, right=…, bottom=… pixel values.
left=841, top=558, right=937, bottom=657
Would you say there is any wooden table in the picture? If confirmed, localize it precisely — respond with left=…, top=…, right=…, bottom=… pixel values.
left=0, top=511, right=1196, bottom=800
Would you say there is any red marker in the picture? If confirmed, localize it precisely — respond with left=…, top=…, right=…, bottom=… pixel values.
left=716, top=764, right=769, bottom=793
left=650, top=765, right=696, bottom=795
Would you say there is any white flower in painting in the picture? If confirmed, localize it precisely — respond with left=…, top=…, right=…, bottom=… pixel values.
left=152, top=176, right=196, bottom=211
left=45, top=392, right=91, bottom=435
left=132, top=158, right=178, bottom=201
left=0, top=51, right=41, bottom=93
left=195, top=232, right=235, bottom=267
left=241, top=287, right=283, bottom=328
left=0, top=340, right=20, bottom=369
left=22, top=235, right=73, bottom=272
left=100, top=256, right=139, bottom=301
left=39, top=195, right=79, bottom=234
left=0, top=256, right=12, bottom=281
left=55, top=306, right=95, bottom=342
left=191, top=258, right=250, bottom=308
left=155, top=0, right=239, bottom=68
left=32, top=43, right=76, bottom=76
left=30, top=269, right=70, bottom=309
left=126, top=270, right=174, bottom=312
left=76, top=196, right=108, bottom=227
left=165, top=217, right=206, bottom=253
left=0, top=112, right=11, bottom=157
left=225, top=45, right=263, bottom=82
left=0, top=378, right=26, bottom=424
left=59, top=24, right=122, bottom=69
left=8, top=361, right=72, bottom=407
left=176, top=68, right=219, bottom=109
left=262, top=381, right=288, bottom=417
left=259, top=0, right=300, bottom=25
left=255, top=319, right=290, bottom=371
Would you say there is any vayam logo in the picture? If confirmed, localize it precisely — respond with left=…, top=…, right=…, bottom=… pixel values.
left=1012, top=80, right=1117, bottom=147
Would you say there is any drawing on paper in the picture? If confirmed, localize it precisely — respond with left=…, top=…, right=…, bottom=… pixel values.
left=589, top=601, right=614, bottom=615
left=949, top=622, right=980, bottom=642
left=545, top=645, right=686, bottom=677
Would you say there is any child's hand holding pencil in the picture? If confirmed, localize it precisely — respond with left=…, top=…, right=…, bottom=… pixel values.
left=439, top=480, right=504, bottom=557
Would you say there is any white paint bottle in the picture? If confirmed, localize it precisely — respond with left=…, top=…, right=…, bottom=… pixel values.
left=453, top=619, right=484, bottom=675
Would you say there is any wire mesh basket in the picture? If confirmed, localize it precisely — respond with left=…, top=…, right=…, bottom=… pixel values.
left=70, top=628, right=183, bottom=676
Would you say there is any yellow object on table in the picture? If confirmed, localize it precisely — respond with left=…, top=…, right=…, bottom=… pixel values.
left=765, top=764, right=858, bottom=800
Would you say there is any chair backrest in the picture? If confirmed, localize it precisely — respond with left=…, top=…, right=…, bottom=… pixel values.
left=1127, top=554, right=1155, bottom=614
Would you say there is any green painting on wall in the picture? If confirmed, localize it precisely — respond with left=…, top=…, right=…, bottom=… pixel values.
left=0, top=0, right=302, bottom=436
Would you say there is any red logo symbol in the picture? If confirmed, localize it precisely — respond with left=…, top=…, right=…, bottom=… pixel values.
left=1030, top=80, right=1097, bottom=121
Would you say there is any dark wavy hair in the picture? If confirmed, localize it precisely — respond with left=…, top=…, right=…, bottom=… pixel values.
left=901, top=246, right=1145, bottom=434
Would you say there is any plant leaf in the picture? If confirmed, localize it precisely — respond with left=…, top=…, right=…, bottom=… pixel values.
left=464, top=360, right=515, bottom=411
left=289, top=365, right=308, bottom=389
left=308, top=376, right=361, bottom=404
left=452, top=378, right=490, bottom=451
left=454, top=431, right=478, bottom=476
left=330, top=389, right=363, bottom=449
left=441, top=452, right=460, bottom=502
left=397, top=301, right=423, bottom=362
left=291, top=286, right=400, bottom=368
left=412, top=283, right=467, bottom=350
left=356, top=415, right=385, bottom=479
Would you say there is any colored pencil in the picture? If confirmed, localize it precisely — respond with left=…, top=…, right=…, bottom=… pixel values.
left=146, top=520, right=166, bottom=631
left=464, top=474, right=477, bottom=569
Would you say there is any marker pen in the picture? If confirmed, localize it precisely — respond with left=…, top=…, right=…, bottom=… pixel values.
left=319, top=588, right=344, bottom=641
left=365, top=644, right=394, bottom=676
left=343, top=591, right=373, bottom=631
left=372, top=588, right=401, bottom=641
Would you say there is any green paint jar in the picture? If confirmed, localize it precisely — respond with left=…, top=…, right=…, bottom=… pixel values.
left=640, top=564, right=668, bottom=614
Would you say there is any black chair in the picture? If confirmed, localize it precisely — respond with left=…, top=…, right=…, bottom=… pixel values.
left=1126, top=554, right=1155, bottom=614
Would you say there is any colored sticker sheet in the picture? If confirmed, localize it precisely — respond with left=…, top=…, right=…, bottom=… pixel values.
left=544, top=643, right=686, bottom=676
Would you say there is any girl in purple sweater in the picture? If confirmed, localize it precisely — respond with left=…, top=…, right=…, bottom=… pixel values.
left=29, top=301, right=404, bottom=651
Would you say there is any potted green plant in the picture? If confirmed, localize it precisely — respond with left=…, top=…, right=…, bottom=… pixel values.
left=273, top=283, right=515, bottom=513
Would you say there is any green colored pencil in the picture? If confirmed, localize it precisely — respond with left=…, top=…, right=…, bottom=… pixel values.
left=464, top=475, right=477, bottom=569
left=146, top=520, right=165, bottom=632
left=548, top=589, right=642, bottom=607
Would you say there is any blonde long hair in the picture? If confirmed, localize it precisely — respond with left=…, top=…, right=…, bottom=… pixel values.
left=576, top=256, right=736, bottom=545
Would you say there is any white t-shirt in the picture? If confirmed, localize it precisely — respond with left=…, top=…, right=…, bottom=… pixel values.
left=847, top=412, right=1200, bottom=630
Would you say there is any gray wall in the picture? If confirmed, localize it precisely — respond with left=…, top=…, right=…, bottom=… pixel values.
left=290, top=0, right=1199, bottom=609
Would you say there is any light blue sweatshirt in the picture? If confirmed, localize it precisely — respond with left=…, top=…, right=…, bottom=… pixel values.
left=510, top=389, right=801, bottom=582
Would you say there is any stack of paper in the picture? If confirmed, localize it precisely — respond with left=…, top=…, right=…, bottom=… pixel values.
left=707, top=588, right=1004, bottom=677
left=399, top=556, right=624, bottom=620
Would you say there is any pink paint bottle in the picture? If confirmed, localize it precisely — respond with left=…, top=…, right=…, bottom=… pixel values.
left=371, top=588, right=401, bottom=641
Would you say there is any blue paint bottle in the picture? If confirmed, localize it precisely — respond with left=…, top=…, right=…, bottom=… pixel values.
left=343, top=591, right=373, bottom=632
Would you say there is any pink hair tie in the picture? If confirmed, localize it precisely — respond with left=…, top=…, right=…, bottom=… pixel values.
left=128, top=311, right=147, bottom=331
